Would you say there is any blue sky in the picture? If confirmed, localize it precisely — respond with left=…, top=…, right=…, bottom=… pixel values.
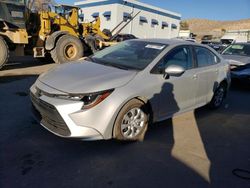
left=56, top=0, right=250, bottom=21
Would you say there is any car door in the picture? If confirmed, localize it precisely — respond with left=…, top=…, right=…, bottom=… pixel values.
left=193, top=46, right=220, bottom=105
left=151, top=45, right=198, bottom=119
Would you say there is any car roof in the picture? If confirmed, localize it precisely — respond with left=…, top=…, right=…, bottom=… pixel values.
left=132, top=38, right=200, bottom=46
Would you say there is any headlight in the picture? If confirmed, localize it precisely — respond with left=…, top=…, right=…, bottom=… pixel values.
left=55, top=89, right=114, bottom=109
left=80, top=90, right=113, bottom=109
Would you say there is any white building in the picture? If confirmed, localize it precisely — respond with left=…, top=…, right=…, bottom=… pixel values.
left=75, top=0, right=181, bottom=39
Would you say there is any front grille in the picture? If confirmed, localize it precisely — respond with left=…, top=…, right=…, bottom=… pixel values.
left=30, top=92, right=71, bottom=136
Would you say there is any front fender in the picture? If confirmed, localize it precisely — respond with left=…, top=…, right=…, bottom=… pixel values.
left=45, top=31, right=68, bottom=50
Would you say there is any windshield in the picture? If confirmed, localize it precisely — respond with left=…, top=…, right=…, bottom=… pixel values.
left=55, top=6, right=75, bottom=16
left=90, top=40, right=167, bottom=70
left=222, top=44, right=250, bottom=56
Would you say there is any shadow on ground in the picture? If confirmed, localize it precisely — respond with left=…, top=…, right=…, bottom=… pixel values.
left=1, top=56, right=51, bottom=71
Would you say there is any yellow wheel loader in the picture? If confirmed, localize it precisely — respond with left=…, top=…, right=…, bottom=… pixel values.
left=0, top=0, right=140, bottom=68
left=0, top=0, right=28, bottom=69
left=28, top=3, right=140, bottom=64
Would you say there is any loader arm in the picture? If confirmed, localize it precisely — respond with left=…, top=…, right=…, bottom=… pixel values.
left=82, top=17, right=110, bottom=40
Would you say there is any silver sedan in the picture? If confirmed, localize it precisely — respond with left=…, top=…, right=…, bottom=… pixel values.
left=30, top=39, right=231, bottom=141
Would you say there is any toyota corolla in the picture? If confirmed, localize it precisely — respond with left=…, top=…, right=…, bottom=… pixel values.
left=30, top=39, right=230, bottom=141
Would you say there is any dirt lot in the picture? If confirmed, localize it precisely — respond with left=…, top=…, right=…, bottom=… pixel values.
left=0, top=57, right=250, bottom=188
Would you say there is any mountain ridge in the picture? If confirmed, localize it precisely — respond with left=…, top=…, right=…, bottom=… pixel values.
left=183, top=18, right=250, bottom=39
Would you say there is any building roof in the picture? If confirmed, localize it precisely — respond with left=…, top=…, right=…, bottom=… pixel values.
left=75, top=0, right=181, bottom=20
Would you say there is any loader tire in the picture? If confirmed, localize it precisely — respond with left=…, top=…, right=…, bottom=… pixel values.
left=50, top=35, right=83, bottom=64
left=0, top=36, right=9, bottom=69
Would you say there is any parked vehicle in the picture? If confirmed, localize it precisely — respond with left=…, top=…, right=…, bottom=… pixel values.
left=201, top=35, right=213, bottom=41
left=0, top=0, right=28, bottom=69
left=114, top=34, right=137, bottom=42
left=178, top=30, right=196, bottom=39
left=178, top=30, right=196, bottom=42
left=30, top=39, right=231, bottom=141
left=221, top=30, right=250, bottom=46
left=185, top=38, right=196, bottom=43
left=0, top=0, right=140, bottom=69
left=201, top=41, right=224, bottom=52
left=201, top=35, right=225, bottom=52
left=222, top=43, right=250, bottom=82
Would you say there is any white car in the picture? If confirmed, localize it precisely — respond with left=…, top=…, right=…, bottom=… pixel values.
left=31, top=39, right=231, bottom=141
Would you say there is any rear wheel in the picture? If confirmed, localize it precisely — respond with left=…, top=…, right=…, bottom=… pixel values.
left=50, top=35, right=83, bottom=64
left=113, top=99, right=149, bottom=141
left=209, top=84, right=226, bottom=109
left=0, top=36, right=9, bottom=69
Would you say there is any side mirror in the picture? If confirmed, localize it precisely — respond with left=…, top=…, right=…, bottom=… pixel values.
left=164, top=65, right=185, bottom=79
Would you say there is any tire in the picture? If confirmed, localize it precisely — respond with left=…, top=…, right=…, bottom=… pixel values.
left=113, top=99, right=149, bottom=141
left=0, top=36, right=9, bottom=69
left=84, top=35, right=98, bottom=53
left=209, top=84, right=226, bottom=109
left=50, top=35, right=83, bottom=64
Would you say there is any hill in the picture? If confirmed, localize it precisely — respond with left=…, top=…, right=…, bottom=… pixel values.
left=184, top=18, right=250, bottom=40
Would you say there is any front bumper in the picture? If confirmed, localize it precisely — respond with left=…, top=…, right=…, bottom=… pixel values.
left=30, top=84, right=104, bottom=140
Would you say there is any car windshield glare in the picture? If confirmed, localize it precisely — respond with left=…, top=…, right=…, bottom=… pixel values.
left=222, top=44, right=250, bottom=56
left=91, top=41, right=167, bottom=70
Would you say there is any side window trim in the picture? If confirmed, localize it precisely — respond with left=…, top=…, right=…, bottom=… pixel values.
left=191, top=45, right=197, bottom=68
left=151, top=45, right=194, bottom=74
left=187, top=45, right=196, bottom=69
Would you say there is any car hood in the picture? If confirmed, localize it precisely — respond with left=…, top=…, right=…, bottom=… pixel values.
left=38, top=61, right=137, bottom=94
left=222, top=55, right=250, bottom=66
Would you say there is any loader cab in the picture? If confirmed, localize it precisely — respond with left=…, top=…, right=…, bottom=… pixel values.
left=55, top=5, right=79, bottom=27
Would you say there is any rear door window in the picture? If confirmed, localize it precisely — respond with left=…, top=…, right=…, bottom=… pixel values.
left=195, top=46, right=220, bottom=67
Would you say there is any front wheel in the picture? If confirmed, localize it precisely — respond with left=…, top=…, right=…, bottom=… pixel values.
left=209, top=84, right=226, bottom=109
left=113, top=99, right=149, bottom=141
left=50, top=35, right=84, bottom=64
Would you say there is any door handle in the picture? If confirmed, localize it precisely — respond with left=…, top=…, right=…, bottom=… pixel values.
left=215, top=69, right=219, bottom=74
left=193, top=74, right=198, bottom=79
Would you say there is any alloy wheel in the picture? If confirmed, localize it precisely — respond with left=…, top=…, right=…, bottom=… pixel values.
left=120, top=108, right=146, bottom=139
left=214, top=87, right=225, bottom=107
